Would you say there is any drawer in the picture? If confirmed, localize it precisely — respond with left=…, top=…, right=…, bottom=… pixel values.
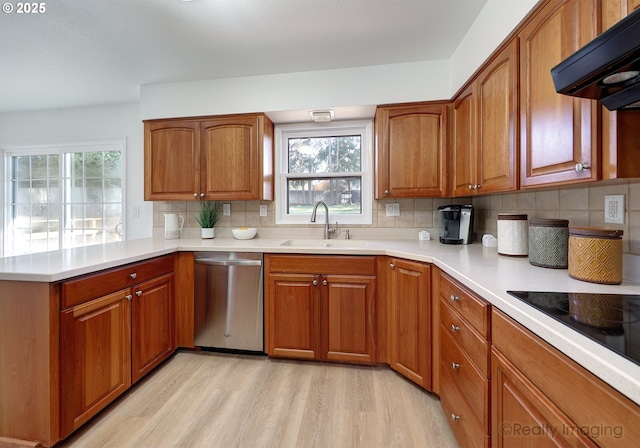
left=440, top=367, right=490, bottom=448
left=61, top=255, right=174, bottom=309
left=440, top=298, right=490, bottom=376
left=441, top=327, right=490, bottom=431
left=439, top=272, right=490, bottom=338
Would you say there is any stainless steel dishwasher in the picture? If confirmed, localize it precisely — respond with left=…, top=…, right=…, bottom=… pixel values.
left=194, top=252, right=264, bottom=353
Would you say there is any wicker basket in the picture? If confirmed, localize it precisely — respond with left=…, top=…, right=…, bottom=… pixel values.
left=568, top=227, right=623, bottom=284
left=529, top=218, right=569, bottom=268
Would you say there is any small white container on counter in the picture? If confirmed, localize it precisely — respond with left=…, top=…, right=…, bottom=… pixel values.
left=497, top=213, right=528, bottom=256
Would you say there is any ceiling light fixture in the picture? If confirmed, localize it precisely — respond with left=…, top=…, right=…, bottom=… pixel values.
left=309, top=110, right=334, bottom=123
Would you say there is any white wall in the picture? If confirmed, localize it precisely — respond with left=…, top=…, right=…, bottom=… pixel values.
left=0, top=102, right=152, bottom=240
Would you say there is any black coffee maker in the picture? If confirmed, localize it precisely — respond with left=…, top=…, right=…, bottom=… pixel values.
left=438, top=205, right=474, bottom=244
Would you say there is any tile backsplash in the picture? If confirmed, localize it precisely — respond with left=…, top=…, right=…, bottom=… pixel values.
left=153, top=180, right=640, bottom=255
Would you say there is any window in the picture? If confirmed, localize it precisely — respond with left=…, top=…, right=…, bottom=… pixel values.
left=275, top=120, right=372, bottom=225
left=3, top=140, right=125, bottom=256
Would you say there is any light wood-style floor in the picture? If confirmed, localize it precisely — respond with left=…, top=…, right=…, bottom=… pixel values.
left=59, top=351, right=458, bottom=448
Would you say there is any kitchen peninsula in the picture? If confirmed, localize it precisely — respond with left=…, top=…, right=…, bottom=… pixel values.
left=1, top=236, right=639, bottom=447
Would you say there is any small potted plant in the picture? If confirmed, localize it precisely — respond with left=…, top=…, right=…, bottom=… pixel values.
left=196, top=200, right=222, bottom=239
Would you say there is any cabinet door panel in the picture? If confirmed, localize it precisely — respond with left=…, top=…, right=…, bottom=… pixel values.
left=60, top=289, right=131, bottom=437
left=520, top=0, right=598, bottom=187
left=389, top=259, right=431, bottom=388
left=266, top=273, right=320, bottom=360
left=477, top=40, right=518, bottom=193
left=323, top=275, right=376, bottom=364
left=144, top=121, right=200, bottom=200
left=451, top=86, right=476, bottom=196
left=131, top=273, right=174, bottom=383
left=201, top=117, right=259, bottom=200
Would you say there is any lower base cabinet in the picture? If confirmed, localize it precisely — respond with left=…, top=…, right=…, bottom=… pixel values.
left=59, top=256, right=175, bottom=439
left=492, top=309, right=640, bottom=448
left=265, top=254, right=377, bottom=364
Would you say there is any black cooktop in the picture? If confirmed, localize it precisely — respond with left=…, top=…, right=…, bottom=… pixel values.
left=507, top=291, right=640, bottom=366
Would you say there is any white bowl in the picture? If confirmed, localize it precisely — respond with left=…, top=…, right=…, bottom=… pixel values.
left=232, top=227, right=257, bottom=240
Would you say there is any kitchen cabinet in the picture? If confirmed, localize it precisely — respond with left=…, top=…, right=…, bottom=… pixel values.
left=438, top=272, right=491, bottom=448
left=59, top=255, right=175, bottom=438
left=375, top=102, right=448, bottom=198
left=492, top=309, right=640, bottom=448
left=519, top=0, right=599, bottom=188
left=387, top=258, right=431, bottom=389
left=144, top=113, right=274, bottom=201
left=451, top=41, right=518, bottom=196
left=265, top=255, right=377, bottom=365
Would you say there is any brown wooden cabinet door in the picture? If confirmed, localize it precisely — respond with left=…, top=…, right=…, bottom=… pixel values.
left=477, top=40, right=518, bottom=194
left=322, top=274, right=376, bottom=364
left=266, top=273, right=321, bottom=360
left=491, top=348, right=597, bottom=448
left=144, top=120, right=201, bottom=200
left=131, top=273, right=175, bottom=384
left=375, top=103, right=447, bottom=198
left=201, top=115, right=260, bottom=200
left=389, top=259, right=431, bottom=389
left=451, top=85, right=476, bottom=196
left=60, top=289, right=132, bottom=437
left=520, top=0, right=599, bottom=188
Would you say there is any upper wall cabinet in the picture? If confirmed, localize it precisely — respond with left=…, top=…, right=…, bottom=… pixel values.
left=375, top=102, right=448, bottom=198
left=451, top=40, right=518, bottom=197
left=519, top=0, right=599, bottom=188
left=144, top=113, right=274, bottom=201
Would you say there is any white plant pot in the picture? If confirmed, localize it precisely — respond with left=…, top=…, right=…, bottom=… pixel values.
left=201, top=228, right=215, bottom=239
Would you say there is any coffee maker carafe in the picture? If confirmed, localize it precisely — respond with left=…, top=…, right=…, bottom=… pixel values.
left=438, top=205, right=474, bottom=244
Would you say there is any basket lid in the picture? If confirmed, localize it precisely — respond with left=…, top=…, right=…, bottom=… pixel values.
left=569, top=227, right=623, bottom=239
left=529, top=218, right=569, bottom=227
left=498, top=213, right=528, bottom=220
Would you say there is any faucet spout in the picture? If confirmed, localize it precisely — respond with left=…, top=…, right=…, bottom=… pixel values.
left=311, top=201, right=336, bottom=239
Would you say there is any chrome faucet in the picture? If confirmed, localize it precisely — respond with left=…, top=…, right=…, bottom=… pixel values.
left=310, top=201, right=337, bottom=239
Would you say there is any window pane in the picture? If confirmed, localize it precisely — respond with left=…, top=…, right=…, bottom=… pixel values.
left=288, top=135, right=361, bottom=174
left=287, top=177, right=361, bottom=214
left=14, top=156, right=30, bottom=180
left=84, top=152, right=104, bottom=178
left=85, top=178, right=103, bottom=203
left=104, top=151, right=122, bottom=178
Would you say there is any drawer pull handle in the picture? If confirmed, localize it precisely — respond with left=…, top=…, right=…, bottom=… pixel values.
left=451, top=413, right=460, bottom=421
left=451, top=324, right=459, bottom=332
left=389, top=263, right=395, bottom=269
left=451, top=362, right=460, bottom=370
left=323, top=279, right=328, bottom=286
left=130, top=273, right=137, bottom=279
left=125, top=294, right=133, bottom=301
left=450, top=294, right=459, bottom=302
left=312, top=279, right=318, bottom=286
left=136, top=290, right=142, bottom=297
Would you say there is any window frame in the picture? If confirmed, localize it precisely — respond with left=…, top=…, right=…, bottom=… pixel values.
left=2, top=139, right=126, bottom=257
left=275, top=120, right=373, bottom=225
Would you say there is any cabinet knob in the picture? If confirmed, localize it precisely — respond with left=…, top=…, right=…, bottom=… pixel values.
left=451, top=413, right=460, bottom=421
left=451, top=324, right=459, bottom=332
left=323, top=279, right=328, bottom=286
left=136, top=290, right=143, bottom=297
left=125, top=294, right=133, bottom=301
left=312, top=279, right=318, bottom=286
left=451, top=362, right=460, bottom=369
left=193, top=193, right=198, bottom=198
left=200, top=193, right=205, bottom=198
left=384, top=189, right=390, bottom=195
left=450, top=294, right=459, bottom=302
left=389, top=263, right=395, bottom=269
left=130, top=273, right=137, bottom=279
left=575, top=163, right=590, bottom=172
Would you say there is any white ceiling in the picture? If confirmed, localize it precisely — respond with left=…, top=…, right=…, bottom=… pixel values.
left=0, top=0, right=488, bottom=115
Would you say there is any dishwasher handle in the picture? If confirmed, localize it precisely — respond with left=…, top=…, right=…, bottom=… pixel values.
left=195, top=258, right=262, bottom=267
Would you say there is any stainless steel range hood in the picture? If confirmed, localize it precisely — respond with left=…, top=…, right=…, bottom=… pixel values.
left=551, top=8, right=640, bottom=111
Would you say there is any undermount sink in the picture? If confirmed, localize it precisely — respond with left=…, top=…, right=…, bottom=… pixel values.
left=280, top=239, right=368, bottom=248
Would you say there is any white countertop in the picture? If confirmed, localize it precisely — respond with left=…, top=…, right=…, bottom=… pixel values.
left=1, top=236, right=639, bottom=406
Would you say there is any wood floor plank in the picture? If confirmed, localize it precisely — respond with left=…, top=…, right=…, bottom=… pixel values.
left=59, top=351, right=458, bottom=448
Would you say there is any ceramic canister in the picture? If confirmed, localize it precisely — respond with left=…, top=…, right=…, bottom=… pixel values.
left=568, top=227, right=623, bottom=284
left=528, top=218, right=569, bottom=268
left=497, top=213, right=528, bottom=256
